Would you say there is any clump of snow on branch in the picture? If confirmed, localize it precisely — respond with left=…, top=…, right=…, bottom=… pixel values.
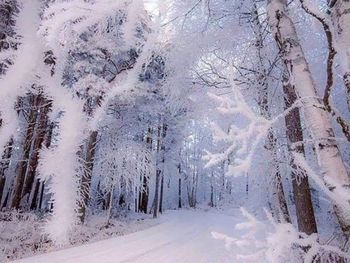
left=38, top=105, right=86, bottom=245
left=97, top=140, right=155, bottom=198
left=32, top=0, right=155, bottom=244
left=203, top=79, right=270, bottom=177
left=0, top=0, right=42, bottom=154
left=212, top=207, right=350, bottom=263
left=38, top=66, right=87, bottom=244
left=73, top=74, right=110, bottom=98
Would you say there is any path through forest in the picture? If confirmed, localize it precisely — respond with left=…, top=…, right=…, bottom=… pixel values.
left=13, top=209, right=254, bottom=263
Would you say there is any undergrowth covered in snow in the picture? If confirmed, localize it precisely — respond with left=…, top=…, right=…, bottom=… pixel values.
left=0, top=211, right=159, bottom=262
left=212, top=208, right=350, bottom=263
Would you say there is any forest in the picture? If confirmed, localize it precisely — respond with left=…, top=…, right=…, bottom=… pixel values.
left=0, top=0, right=350, bottom=262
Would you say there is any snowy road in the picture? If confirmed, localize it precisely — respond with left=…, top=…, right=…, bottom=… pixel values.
left=13, top=210, right=246, bottom=263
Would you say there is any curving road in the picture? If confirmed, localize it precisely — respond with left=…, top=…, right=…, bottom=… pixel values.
left=13, top=210, right=246, bottom=263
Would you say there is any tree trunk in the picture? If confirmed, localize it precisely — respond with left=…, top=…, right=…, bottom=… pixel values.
left=1, top=190, right=9, bottom=209
left=159, top=174, right=164, bottom=213
left=38, top=181, right=45, bottom=210
left=210, top=174, right=214, bottom=208
left=251, top=2, right=291, bottom=223
left=153, top=169, right=160, bottom=218
left=0, top=175, right=5, bottom=207
left=152, top=125, right=162, bottom=218
left=21, top=97, right=51, bottom=208
left=268, top=0, right=350, bottom=235
left=78, top=130, right=98, bottom=223
left=11, top=95, right=40, bottom=209
left=29, top=178, right=40, bottom=210
left=140, top=175, right=149, bottom=213
left=283, top=80, right=318, bottom=235
left=178, top=177, right=182, bottom=209
left=106, top=184, right=114, bottom=225
left=328, top=0, right=350, bottom=108
left=139, top=127, right=152, bottom=213
left=0, top=137, right=13, bottom=205
left=30, top=122, right=53, bottom=211
left=268, top=130, right=291, bottom=223
left=159, top=124, right=167, bottom=214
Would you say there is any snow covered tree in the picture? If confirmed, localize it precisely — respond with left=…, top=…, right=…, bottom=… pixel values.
left=267, top=0, right=350, bottom=235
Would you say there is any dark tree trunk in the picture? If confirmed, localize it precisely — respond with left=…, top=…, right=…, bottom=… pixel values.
left=283, top=81, right=318, bottom=235
left=153, top=124, right=162, bottom=217
left=135, top=186, right=138, bottom=212
left=139, top=175, right=149, bottom=213
left=11, top=95, right=40, bottom=209
left=30, top=122, right=54, bottom=211
left=38, top=181, right=45, bottom=210
left=1, top=190, right=9, bottom=209
left=29, top=178, right=40, bottom=210
left=153, top=169, right=160, bottom=218
left=267, top=130, right=291, bottom=223
left=250, top=2, right=291, bottom=223
left=159, top=175, right=164, bottom=213
left=138, top=177, right=142, bottom=212
left=78, top=130, right=98, bottom=223
left=178, top=177, right=182, bottom=209
left=159, top=124, right=167, bottom=214
left=21, top=97, right=51, bottom=207
left=0, top=176, right=5, bottom=207
left=139, top=127, right=152, bottom=213
left=0, top=137, right=13, bottom=205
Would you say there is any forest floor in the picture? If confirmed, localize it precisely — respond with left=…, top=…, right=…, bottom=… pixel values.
left=11, top=209, right=253, bottom=263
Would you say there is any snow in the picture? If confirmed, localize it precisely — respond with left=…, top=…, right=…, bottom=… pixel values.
left=12, top=209, right=247, bottom=263
left=0, top=211, right=158, bottom=262
left=12, top=208, right=348, bottom=263
left=0, top=0, right=42, bottom=154
left=1, top=0, right=350, bottom=261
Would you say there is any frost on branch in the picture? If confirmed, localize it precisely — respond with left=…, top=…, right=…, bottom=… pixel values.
left=212, top=207, right=350, bottom=263
left=204, top=82, right=270, bottom=177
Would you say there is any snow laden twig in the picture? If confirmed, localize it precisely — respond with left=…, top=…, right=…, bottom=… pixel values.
left=0, top=0, right=42, bottom=154
left=90, top=13, right=161, bottom=130
left=33, top=0, right=155, bottom=244
left=203, top=77, right=302, bottom=176
left=37, top=12, right=88, bottom=244
left=212, top=208, right=350, bottom=263
left=38, top=60, right=87, bottom=245
left=38, top=0, right=146, bottom=52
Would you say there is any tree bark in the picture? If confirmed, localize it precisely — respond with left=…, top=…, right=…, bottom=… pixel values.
left=139, top=127, right=152, bottom=213
left=78, top=130, right=98, bottom=223
left=159, top=174, right=164, bottom=213
left=11, top=95, right=40, bottom=209
left=250, top=3, right=291, bottom=223
left=0, top=137, right=13, bottom=205
left=178, top=178, right=182, bottom=209
left=268, top=0, right=350, bottom=235
left=153, top=169, right=160, bottom=218
left=29, top=178, right=40, bottom=210
left=283, top=81, right=318, bottom=235
left=159, top=124, right=167, bottom=214
left=38, top=180, right=45, bottom=210
left=21, top=97, right=51, bottom=208
left=328, top=0, right=350, bottom=109
left=31, top=122, right=53, bottom=211
left=152, top=125, right=162, bottom=218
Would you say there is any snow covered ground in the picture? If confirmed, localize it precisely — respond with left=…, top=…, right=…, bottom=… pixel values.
left=12, top=209, right=249, bottom=263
